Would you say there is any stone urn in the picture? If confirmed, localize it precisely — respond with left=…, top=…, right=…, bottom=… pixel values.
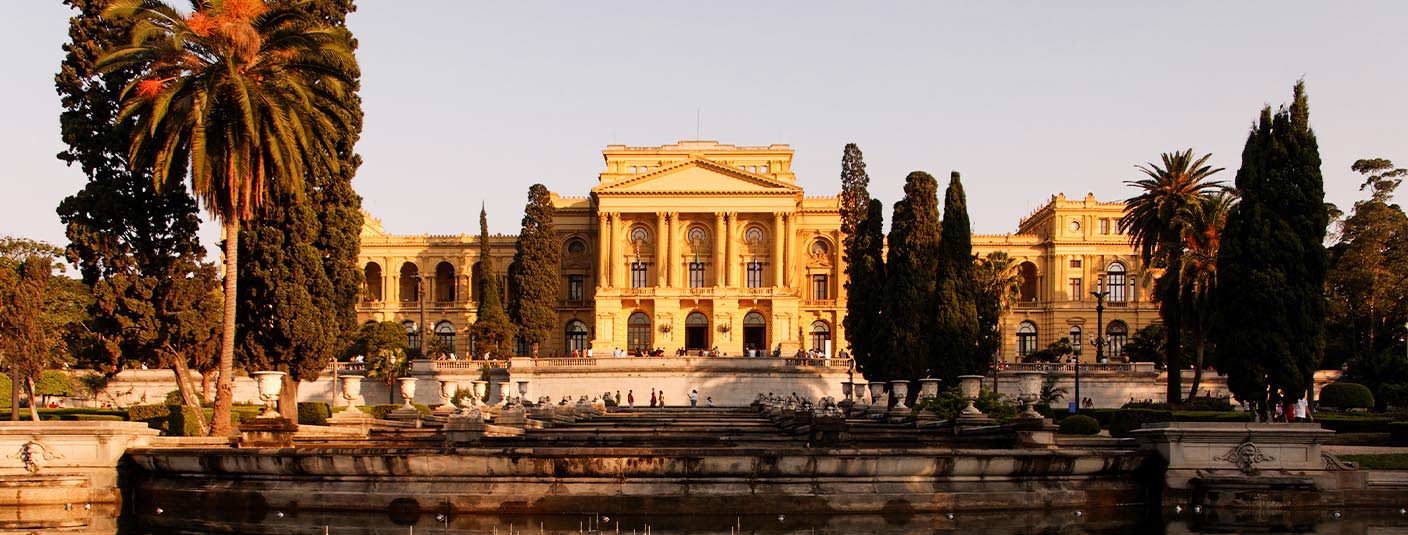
left=917, top=378, right=941, bottom=401
left=338, top=375, right=365, bottom=406
left=471, top=380, right=489, bottom=406
left=517, top=380, right=530, bottom=399
left=889, top=380, right=910, bottom=411
left=497, top=381, right=513, bottom=406
left=439, top=380, right=457, bottom=404
left=867, top=382, right=886, bottom=405
left=840, top=381, right=853, bottom=402
left=250, top=371, right=286, bottom=418
left=397, top=377, right=418, bottom=408
left=1014, top=371, right=1045, bottom=419
left=958, top=375, right=985, bottom=416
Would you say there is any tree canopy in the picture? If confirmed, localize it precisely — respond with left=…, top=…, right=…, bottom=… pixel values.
left=508, top=184, right=560, bottom=354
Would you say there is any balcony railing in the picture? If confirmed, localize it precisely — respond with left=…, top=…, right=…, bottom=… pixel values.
left=687, top=287, right=715, bottom=297
left=1015, top=300, right=1043, bottom=309
left=621, top=287, right=655, bottom=297
left=801, top=299, right=837, bottom=308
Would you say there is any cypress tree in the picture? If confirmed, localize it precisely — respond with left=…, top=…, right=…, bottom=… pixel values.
left=509, top=184, right=561, bottom=356
left=54, top=0, right=221, bottom=414
left=1213, top=81, right=1327, bottom=413
left=234, top=0, right=365, bottom=417
left=473, top=207, right=515, bottom=357
left=933, top=172, right=980, bottom=381
left=844, top=199, right=887, bottom=380
left=838, top=143, right=871, bottom=237
left=884, top=171, right=943, bottom=380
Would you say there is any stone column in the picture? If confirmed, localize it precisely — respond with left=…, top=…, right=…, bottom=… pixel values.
left=713, top=212, right=725, bottom=286
left=656, top=212, right=667, bottom=287
left=597, top=213, right=609, bottom=288
left=772, top=212, right=783, bottom=287
left=725, top=213, right=736, bottom=287
left=783, top=213, right=793, bottom=289
left=668, top=212, right=680, bottom=287
left=611, top=213, right=625, bottom=288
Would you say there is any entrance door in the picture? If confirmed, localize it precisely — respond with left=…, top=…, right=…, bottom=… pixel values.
left=685, top=312, right=708, bottom=351
left=743, top=311, right=767, bottom=354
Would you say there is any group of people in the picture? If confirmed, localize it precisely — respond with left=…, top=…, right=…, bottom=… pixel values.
left=620, top=388, right=714, bottom=408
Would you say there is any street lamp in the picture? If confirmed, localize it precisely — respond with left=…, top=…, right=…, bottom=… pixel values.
left=1085, top=275, right=1111, bottom=413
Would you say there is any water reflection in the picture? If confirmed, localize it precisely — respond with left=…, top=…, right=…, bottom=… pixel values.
left=106, top=508, right=1406, bottom=535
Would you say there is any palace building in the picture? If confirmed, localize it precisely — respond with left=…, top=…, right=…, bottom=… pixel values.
left=356, top=141, right=1158, bottom=363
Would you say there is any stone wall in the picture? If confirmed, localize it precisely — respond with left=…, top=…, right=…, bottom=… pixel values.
left=0, top=421, right=158, bottom=506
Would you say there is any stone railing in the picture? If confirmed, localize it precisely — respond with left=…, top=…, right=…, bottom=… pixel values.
left=536, top=358, right=599, bottom=367
left=784, top=357, right=852, bottom=368
left=801, top=299, right=837, bottom=308
left=687, top=287, right=715, bottom=296
left=324, top=362, right=365, bottom=374
left=418, top=359, right=512, bottom=372
left=1014, top=300, right=1043, bottom=309
left=999, top=362, right=1156, bottom=374
left=513, top=356, right=853, bottom=370
left=621, top=287, right=655, bottom=297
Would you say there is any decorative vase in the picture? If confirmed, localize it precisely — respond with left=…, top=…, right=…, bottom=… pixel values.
left=889, top=380, right=910, bottom=411
left=840, top=382, right=853, bottom=402
left=1014, top=371, right=1045, bottom=419
left=439, top=380, right=456, bottom=404
left=918, top=378, right=941, bottom=400
left=868, top=382, right=886, bottom=406
left=397, top=377, right=418, bottom=408
left=958, top=375, right=985, bottom=416
left=250, top=371, right=286, bottom=419
left=517, top=380, right=530, bottom=398
left=339, top=375, right=364, bottom=405
left=497, top=381, right=513, bottom=406
left=472, top=380, right=489, bottom=404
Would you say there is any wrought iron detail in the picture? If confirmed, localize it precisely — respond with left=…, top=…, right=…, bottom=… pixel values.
left=1214, top=441, right=1275, bottom=475
left=8, top=440, right=62, bottom=474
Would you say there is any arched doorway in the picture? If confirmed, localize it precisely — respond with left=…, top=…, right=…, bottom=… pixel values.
left=363, top=262, right=382, bottom=301
left=1018, top=261, right=1039, bottom=303
left=743, top=312, right=767, bottom=354
left=434, top=262, right=455, bottom=302
left=565, top=320, right=589, bottom=353
left=810, top=320, right=832, bottom=354
left=627, top=312, right=651, bottom=353
left=685, top=312, right=709, bottom=351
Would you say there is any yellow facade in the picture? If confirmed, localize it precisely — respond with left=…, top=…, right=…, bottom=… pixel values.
left=355, top=142, right=1157, bottom=363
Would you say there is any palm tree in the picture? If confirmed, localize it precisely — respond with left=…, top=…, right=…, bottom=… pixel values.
left=974, top=252, right=1022, bottom=364
left=1120, top=150, right=1223, bottom=405
left=98, top=0, right=358, bottom=435
left=1177, top=191, right=1235, bottom=400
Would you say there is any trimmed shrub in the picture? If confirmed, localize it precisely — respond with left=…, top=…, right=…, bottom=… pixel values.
left=1174, top=411, right=1253, bottom=423
left=297, top=402, right=331, bottom=425
left=1317, top=413, right=1394, bottom=434
left=127, top=403, right=170, bottom=423
left=168, top=405, right=205, bottom=436
left=359, top=404, right=399, bottom=420
left=1180, top=397, right=1234, bottom=412
left=1109, top=409, right=1174, bottom=438
left=1389, top=422, right=1408, bottom=445
left=1058, top=414, right=1101, bottom=435
left=1122, top=401, right=1170, bottom=410
left=1319, top=382, right=1375, bottom=410
left=74, top=414, right=124, bottom=421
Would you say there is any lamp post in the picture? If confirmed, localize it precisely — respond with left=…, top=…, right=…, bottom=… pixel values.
left=1085, top=275, right=1110, bottom=413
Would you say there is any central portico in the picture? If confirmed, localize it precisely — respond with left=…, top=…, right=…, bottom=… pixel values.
left=586, top=141, right=844, bottom=356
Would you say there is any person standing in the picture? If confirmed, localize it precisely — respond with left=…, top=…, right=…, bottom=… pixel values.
left=627, top=390, right=635, bottom=408
left=659, top=390, right=666, bottom=408
left=1294, top=396, right=1313, bottom=423
left=689, top=389, right=699, bottom=407
left=650, top=389, right=657, bottom=408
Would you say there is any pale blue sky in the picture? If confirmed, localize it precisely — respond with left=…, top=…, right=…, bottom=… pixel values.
left=2, top=2, right=1405, bottom=251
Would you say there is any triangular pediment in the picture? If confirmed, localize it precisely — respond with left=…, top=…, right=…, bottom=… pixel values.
left=594, top=159, right=802, bottom=195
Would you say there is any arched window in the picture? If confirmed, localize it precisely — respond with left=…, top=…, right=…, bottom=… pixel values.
left=684, top=312, right=709, bottom=350
left=627, top=312, right=652, bottom=352
left=363, top=262, right=382, bottom=302
left=399, top=262, right=419, bottom=302
left=744, top=226, right=765, bottom=246
left=565, top=320, right=589, bottom=353
left=629, top=226, right=651, bottom=246
left=403, top=320, right=420, bottom=352
left=565, top=238, right=587, bottom=256
left=1106, top=321, right=1128, bottom=357
left=1018, top=262, right=1039, bottom=302
left=810, top=321, right=832, bottom=353
left=743, top=311, right=767, bottom=352
left=1105, top=262, right=1127, bottom=304
left=435, top=321, right=456, bottom=355
left=434, top=262, right=455, bottom=302
left=1069, top=325, right=1083, bottom=356
left=1017, top=321, right=1038, bottom=357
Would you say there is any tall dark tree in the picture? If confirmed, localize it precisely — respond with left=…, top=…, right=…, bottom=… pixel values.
left=508, top=185, right=561, bottom=356
left=933, top=172, right=980, bottom=381
left=884, top=171, right=942, bottom=380
left=1121, top=150, right=1223, bottom=404
left=235, top=0, right=365, bottom=419
left=55, top=0, right=220, bottom=418
left=0, top=249, right=86, bottom=421
left=844, top=199, right=887, bottom=379
left=1212, top=81, right=1328, bottom=415
left=838, top=143, right=871, bottom=237
left=473, top=207, right=515, bottom=357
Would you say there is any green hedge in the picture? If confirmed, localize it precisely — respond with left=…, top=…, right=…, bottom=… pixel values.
left=1390, top=422, right=1408, bottom=446
left=168, top=405, right=205, bottom=436
left=357, top=403, right=431, bottom=420
left=1058, top=414, right=1100, bottom=435
left=1180, top=397, right=1234, bottom=412
left=297, top=402, right=331, bottom=425
left=74, top=414, right=124, bottom=421
left=36, top=408, right=130, bottom=421
left=1174, top=411, right=1253, bottom=423
left=1317, top=413, right=1395, bottom=434
left=1319, top=382, right=1375, bottom=410
left=1109, top=409, right=1175, bottom=437
left=127, top=404, right=171, bottom=428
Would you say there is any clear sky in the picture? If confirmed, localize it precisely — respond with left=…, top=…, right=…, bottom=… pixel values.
left=2, top=2, right=1405, bottom=252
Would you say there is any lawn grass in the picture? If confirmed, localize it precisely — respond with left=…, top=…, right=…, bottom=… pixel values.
left=1338, top=454, right=1408, bottom=470
left=1325, top=432, right=1393, bottom=446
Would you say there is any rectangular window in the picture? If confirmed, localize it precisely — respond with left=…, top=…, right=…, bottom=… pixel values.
left=746, top=262, right=764, bottom=289
left=812, top=274, right=829, bottom=300
left=1100, top=219, right=1111, bottom=234
left=1068, top=277, right=1082, bottom=301
left=567, top=275, right=583, bottom=301
left=630, top=262, right=648, bottom=288
left=688, top=262, right=706, bottom=288
left=1069, top=258, right=1082, bottom=269
left=1107, top=273, right=1127, bottom=303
